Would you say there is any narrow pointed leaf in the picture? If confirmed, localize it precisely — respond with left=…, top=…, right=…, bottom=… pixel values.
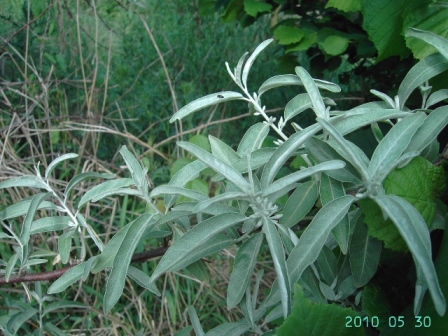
left=43, top=300, right=87, bottom=316
left=242, top=39, right=273, bottom=88
left=370, top=89, right=395, bottom=108
left=0, top=198, right=58, bottom=221
left=45, top=153, right=78, bottom=180
left=193, top=192, right=247, bottom=213
left=0, top=175, right=49, bottom=190
left=188, top=306, right=205, bottom=336
left=7, top=308, right=38, bottom=335
left=58, top=229, right=75, bottom=264
left=280, top=181, right=318, bottom=228
left=150, top=185, right=208, bottom=201
left=127, top=266, right=161, bottom=296
left=284, top=93, right=312, bottom=121
left=209, top=135, right=241, bottom=164
left=234, top=52, right=249, bottom=86
left=258, top=75, right=341, bottom=97
left=295, top=67, right=326, bottom=118
left=31, top=216, right=71, bottom=234
left=77, top=178, right=134, bottom=209
left=120, top=146, right=148, bottom=196
left=425, top=89, right=448, bottom=108
left=21, top=192, right=51, bottom=246
left=205, top=320, right=251, bottom=336
left=48, top=261, right=87, bottom=293
left=237, top=123, right=270, bottom=156
left=406, top=28, right=448, bottom=61
left=65, top=172, right=115, bottom=196
left=170, top=92, right=244, bottom=122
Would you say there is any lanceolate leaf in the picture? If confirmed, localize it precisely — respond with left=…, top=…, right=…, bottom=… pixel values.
left=205, top=320, right=251, bottom=336
left=258, top=75, right=341, bottom=97
left=65, top=172, right=116, bottom=197
left=30, top=216, right=71, bottom=234
left=406, top=28, right=448, bottom=61
left=77, top=178, right=135, bottom=209
left=169, top=92, right=244, bottom=122
left=241, top=39, right=274, bottom=88
left=150, top=213, right=247, bottom=282
left=209, top=135, right=241, bottom=164
left=284, top=93, right=313, bottom=121
left=0, top=198, right=58, bottom=221
left=193, top=192, right=248, bottom=213
left=0, top=175, right=49, bottom=191
left=237, top=123, right=270, bottom=156
left=127, top=266, right=160, bottom=296
left=120, top=146, right=148, bottom=196
left=263, top=218, right=291, bottom=318
left=45, top=153, right=78, bottom=180
left=150, top=185, right=208, bottom=202
left=227, top=233, right=264, bottom=309
left=375, top=195, right=445, bottom=316
left=280, top=181, right=318, bottom=228
left=48, top=262, right=87, bottom=294
left=295, top=67, right=326, bottom=119
left=104, top=214, right=156, bottom=314
left=177, top=141, right=251, bottom=193
left=21, top=192, right=51, bottom=246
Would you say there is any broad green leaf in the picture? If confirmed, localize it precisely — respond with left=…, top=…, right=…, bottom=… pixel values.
left=58, top=229, right=75, bottom=264
left=305, top=136, right=362, bottom=184
left=243, top=0, right=272, bottom=17
left=277, top=285, right=364, bottom=336
left=295, top=67, right=326, bottom=118
left=273, top=26, right=304, bottom=45
left=104, top=213, right=156, bottom=314
left=127, top=266, right=160, bottom=296
left=361, top=284, right=392, bottom=332
left=120, top=146, right=148, bottom=196
left=177, top=141, right=251, bottom=193
left=48, top=262, right=86, bottom=293
left=188, top=306, right=205, bottom=336
left=361, top=0, right=409, bottom=62
left=30, top=216, right=71, bottom=234
left=280, top=181, right=318, bottom=228
left=263, top=160, right=345, bottom=198
left=242, top=39, right=273, bottom=88
left=319, top=35, right=349, bottom=56
left=258, top=75, right=341, bottom=97
left=45, top=153, right=78, bottom=180
left=349, top=221, right=382, bottom=287
left=398, top=53, right=448, bottom=109
left=169, top=91, right=244, bottom=122
left=263, top=218, right=290, bottom=318
left=406, top=28, right=448, bottom=60
left=361, top=156, right=445, bottom=251
left=65, top=172, right=115, bottom=196
left=150, top=185, right=208, bottom=202
left=150, top=213, right=247, bottom=281
left=368, top=112, right=425, bottom=181
left=21, top=192, right=51, bottom=246
left=0, top=175, right=49, bottom=190
left=209, top=135, right=241, bottom=164
left=237, top=123, right=270, bottom=156
left=227, top=233, right=263, bottom=309
left=425, top=89, right=448, bottom=108
left=0, top=198, right=58, bottom=220
left=7, top=307, right=38, bottom=335
left=77, top=178, right=135, bottom=209
left=326, top=0, right=361, bottom=12
left=375, top=195, right=445, bottom=316
left=193, top=192, right=248, bottom=213
left=261, top=124, right=321, bottom=189
left=205, top=320, right=251, bottom=336
left=406, top=106, right=448, bottom=153
left=42, top=300, right=86, bottom=316
left=266, top=195, right=355, bottom=307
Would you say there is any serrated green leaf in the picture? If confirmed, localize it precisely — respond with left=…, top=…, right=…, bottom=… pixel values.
left=349, top=221, right=382, bottom=287
left=280, top=181, right=318, bottom=228
left=237, top=123, right=270, bottom=156
left=65, top=172, right=116, bottom=196
left=150, top=213, right=246, bottom=282
left=375, top=195, right=445, bottom=316
left=45, top=153, right=78, bottom=180
left=104, top=214, right=156, bottom=314
left=273, top=26, right=304, bottom=45
left=243, top=0, right=272, bottom=17
left=326, top=0, right=361, bottom=12
left=77, top=178, right=135, bottom=209
left=170, top=91, right=244, bottom=122
left=227, top=233, right=263, bottom=309
left=258, top=75, right=341, bottom=98
left=277, top=285, right=364, bottom=336
left=319, top=35, right=349, bottom=56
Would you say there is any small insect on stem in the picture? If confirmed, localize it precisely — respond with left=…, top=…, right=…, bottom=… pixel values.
left=217, top=95, right=224, bottom=98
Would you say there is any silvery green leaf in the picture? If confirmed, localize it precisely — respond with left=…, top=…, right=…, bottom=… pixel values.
left=398, top=53, right=448, bottom=109
left=205, top=320, right=251, bottom=336
left=0, top=175, right=49, bottom=191
left=375, top=195, right=445, bottom=316
left=406, top=106, right=448, bottom=154
left=337, top=275, right=357, bottom=300
left=263, top=160, right=345, bottom=198
left=227, top=148, right=275, bottom=177
left=65, top=172, right=115, bottom=196
left=370, top=90, right=395, bottom=108
left=45, top=153, right=78, bottom=180
left=58, top=229, right=75, bottom=264
left=317, top=245, right=338, bottom=285
left=295, top=67, right=326, bottom=119
left=120, top=146, right=148, bottom=196
left=7, top=307, right=38, bottom=335
left=127, top=266, right=160, bottom=296
left=48, top=261, right=86, bottom=293
left=30, top=216, right=71, bottom=234
left=317, top=118, right=369, bottom=182
left=284, top=94, right=335, bottom=121
left=298, top=267, right=326, bottom=302
left=0, top=198, right=59, bottom=220
left=263, top=218, right=290, bottom=318
left=332, top=108, right=409, bottom=135
left=242, top=39, right=274, bottom=88
left=77, top=178, right=135, bottom=209
left=280, top=181, right=318, bottom=228
left=188, top=306, right=205, bottom=336
left=371, top=122, right=384, bottom=143
left=234, top=52, right=250, bottom=86
left=368, top=112, right=425, bottom=180
left=406, top=28, right=448, bottom=61
left=5, top=253, right=19, bottom=282
left=237, top=123, right=270, bottom=156
left=260, top=124, right=321, bottom=189
left=177, top=141, right=251, bottom=193
left=42, top=300, right=87, bottom=316
left=258, top=75, right=341, bottom=97
left=305, top=137, right=362, bottom=184
left=169, top=91, right=245, bottom=122
left=193, top=192, right=248, bottom=213
left=150, top=213, right=247, bottom=282
left=104, top=213, right=156, bottom=314
left=20, top=192, right=51, bottom=246
left=150, top=185, right=208, bottom=202
left=425, top=89, right=448, bottom=108
left=227, top=233, right=264, bottom=309
left=209, top=135, right=241, bottom=164
left=265, top=195, right=355, bottom=307
left=349, top=221, right=382, bottom=288
left=319, top=281, right=336, bottom=300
